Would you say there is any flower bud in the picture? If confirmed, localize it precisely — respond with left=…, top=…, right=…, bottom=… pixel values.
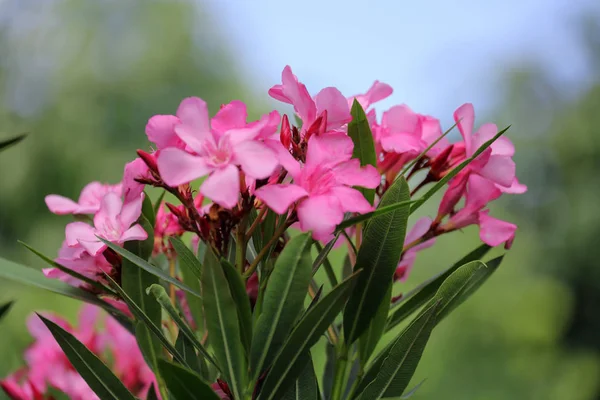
left=280, top=114, right=291, bottom=149
left=136, top=150, right=158, bottom=175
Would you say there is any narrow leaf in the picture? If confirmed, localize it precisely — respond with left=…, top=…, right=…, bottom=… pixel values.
left=281, top=353, right=319, bottom=400
left=312, top=236, right=341, bottom=288
left=202, top=248, right=247, bottom=399
left=259, top=272, right=360, bottom=400
left=147, top=284, right=218, bottom=369
left=343, top=177, right=411, bottom=344
left=386, top=244, right=491, bottom=332
left=175, top=331, right=204, bottom=374
left=0, top=301, right=14, bottom=322
left=170, top=236, right=204, bottom=332
left=104, top=275, right=188, bottom=366
left=251, top=233, right=313, bottom=379
left=358, top=283, right=392, bottom=365
left=221, top=259, right=253, bottom=356
left=409, top=126, right=510, bottom=215
left=99, top=238, right=201, bottom=297
left=348, top=99, right=378, bottom=204
left=336, top=199, right=415, bottom=231
left=142, top=192, right=156, bottom=227
left=38, top=315, right=137, bottom=400
left=153, top=191, right=166, bottom=215
left=355, top=302, right=439, bottom=399
left=157, top=359, right=220, bottom=400
left=0, top=133, right=26, bottom=152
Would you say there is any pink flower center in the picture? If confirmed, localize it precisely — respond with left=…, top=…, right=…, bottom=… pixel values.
left=203, top=137, right=232, bottom=167
left=299, top=165, right=337, bottom=195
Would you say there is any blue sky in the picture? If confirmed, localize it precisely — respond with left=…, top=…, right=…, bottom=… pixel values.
left=207, top=0, right=596, bottom=118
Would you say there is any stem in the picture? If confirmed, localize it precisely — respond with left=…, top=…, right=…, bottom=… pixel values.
left=243, top=220, right=291, bottom=279
left=331, top=343, right=350, bottom=400
left=308, top=282, right=338, bottom=346
left=168, top=257, right=176, bottom=304
left=245, top=205, right=267, bottom=241
left=342, top=229, right=358, bottom=256
left=314, top=242, right=339, bottom=287
left=236, top=215, right=248, bottom=274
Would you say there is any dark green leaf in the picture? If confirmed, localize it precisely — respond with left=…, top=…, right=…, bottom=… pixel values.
left=202, top=248, right=247, bottom=399
left=409, top=126, right=510, bottom=215
left=281, top=353, right=320, bottom=400
left=0, top=133, right=26, bottom=152
left=354, top=302, right=439, bottom=399
left=153, top=191, right=166, bottom=215
left=99, top=238, right=201, bottom=298
left=170, top=237, right=204, bottom=332
left=175, top=331, right=204, bottom=374
left=147, top=384, right=160, bottom=400
left=323, top=343, right=336, bottom=400
left=358, top=283, right=392, bottom=366
left=157, top=359, right=220, bottom=400
left=221, top=259, right=253, bottom=356
left=104, top=275, right=188, bottom=366
left=348, top=99, right=378, bottom=204
left=38, top=315, right=137, bottom=400
left=336, top=199, right=415, bottom=232
left=259, top=272, right=360, bottom=400
left=147, top=284, right=218, bottom=369
left=343, top=178, right=411, bottom=344
left=312, top=236, right=340, bottom=289
left=386, top=244, right=491, bottom=332
left=0, top=301, right=14, bottom=322
left=142, top=192, right=156, bottom=227
left=251, top=233, right=312, bottom=379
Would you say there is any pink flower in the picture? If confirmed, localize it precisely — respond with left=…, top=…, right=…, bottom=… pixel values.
left=442, top=175, right=517, bottom=248
left=122, top=158, right=151, bottom=204
left=45, top=181, right=122, bottom=215
left=395, top=217, right=436, bottom=282
left=43, top=241, right=113, bottom=288
left=347, top=80, right=393, bottom=112
left=156, top=97, right=280, bottom=208
left=145, top=114, right=184, bottom=150
left=255, top=134, right=380, bottom=241
left=1, top=369, right=48, bottom=400
left=65, top=192, right=147, bottom=256
left=269, top=66, right=352, bottom=134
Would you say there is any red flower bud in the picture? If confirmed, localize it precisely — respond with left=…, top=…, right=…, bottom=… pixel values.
left=136, top=150, right=158, bottom=174
left=280, top=114, right=291, bottom=149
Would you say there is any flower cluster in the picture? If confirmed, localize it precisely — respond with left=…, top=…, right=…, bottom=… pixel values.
left=2, top=65, right=526, bottom=400
left=0, top=305, right=155, bottom=400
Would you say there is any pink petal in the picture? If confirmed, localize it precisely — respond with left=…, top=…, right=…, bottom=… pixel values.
left=200, top=164, right=240, bottom=209
left=478, top=154, right=516, bottom=188
left=478, top=211, right=517, bottom=247
left=255, top=184, right=308, bottom=214
left=45, top=195, right=80, bottom=215
left=297, top=195, right=344, bottom=241
left=145, top=115, right=180, bottom=149
left=380, top=132, right=425, bottom=154
left=94, top=192, right=123, bottom=231
left=333, top=159, right=381, bottom=189
left=254, top=110, right=281, bottom=140
left=305, top=133, right=354, bottom=168
left=65, top=222, right=97, bottom=247
left=465, top=174, right=501, bottom=209
left=120, top=193, right=144, bottom=227
left=176, top=97, right=210, bottom=133
left=315, top=87, right=352, bottom=130
left=453, top=103, right=475, bottom=155
left=265, top=139, right=301, bottom=179
left=233, top=140, right=278, bottom=179
left=499, top=178, right=528, bottom=194
left=79, top=238, right=105, bottom=256
left=211, top=100, right=247, bottom=133
left=382, top=105, right=419, bottom=134
left=351, top=81, right=393, bottom=110
left=157, top=148, right=211, bottom=187
left=280, top=66, right=316, bottom=126
left=120, top=224, right=148, bottom=243
left=438, top=172, right=469, bottom=217
left=122, top=158, right=148, bottom=204
left=330, top=187, right=373, bottom=213
left=405, top=217, right=433, bottom=245
left=268, top=84, right=289, bottom=104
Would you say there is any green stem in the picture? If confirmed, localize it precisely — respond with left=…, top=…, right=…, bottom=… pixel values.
left=331, top=343, right=350, bottom=400
left=314, top=242, right=339, bottom=287
left=243, top=220, right=290, bottom=279
left=236, top=215, right=248, bottom=274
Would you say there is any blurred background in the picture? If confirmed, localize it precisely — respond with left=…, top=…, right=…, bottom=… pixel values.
left=1, top=0, right=599, bottom=398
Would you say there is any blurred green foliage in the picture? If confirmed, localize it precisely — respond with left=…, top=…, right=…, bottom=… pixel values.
left=1, top=1, right=599, bottom=399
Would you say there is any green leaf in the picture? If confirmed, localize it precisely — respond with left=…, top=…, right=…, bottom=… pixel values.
left=312, top=235, right=341, bottom=288
left=348, top=99, right=378, bottom=204
left=153, top=191, right=166, bottom=215
left=0, top=301, right=14, bottom=322
left=0, top=133, right=26, bottom=152
left=259, top=272, right=360, bottom=400
left=400, top=379, right=426, bottom=399
left=38, top=315, right=137, bottom=400
left=343, top=177, right=411, bottom=344
left=250, top=233, right=312, bottom=379
left=19, top=241, right=113, bottom=294
left=157, top=359, right=220, bottom=400
left=142, top=192, right=156, bottom=227
left=354, top=302, right=439, bottom=400
left=323, top=343, right=336, bottom=399
left=147, top=384, right=160, bottom=400
left=147, top=284, right=218, bottom=369
left=175, top=331, right=204, bottom=375
left=202, top=248, right=247, bottom=400
left=0, top=257, right=115, bottom=309
left=409, top=126, right=510, bottom=215
left=386, top=244, right=491, bottom=332
left=99, top=238, right=201, bottom=298
left=336, top=199, right=415, bottom=232
left=358, top=283, right=392, bottom=366
left=220, top=259, right=253, bottom=356
left=170, top=237, right=205, bottom=331
left=281, top=353, right=320, bottom=400
left=104, top=275, right=188, bottom=366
